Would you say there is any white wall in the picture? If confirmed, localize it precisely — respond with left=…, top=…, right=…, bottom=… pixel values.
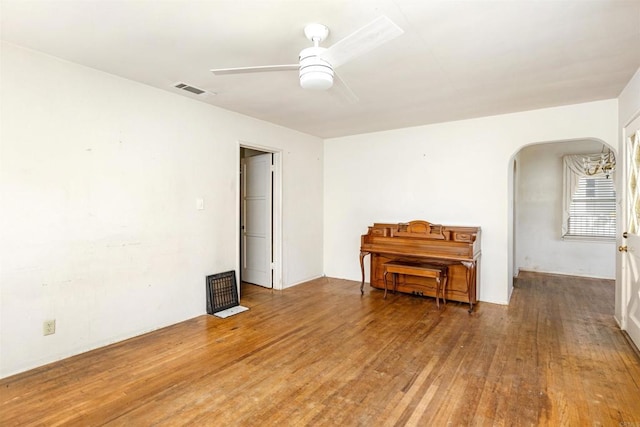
left=0, top=42, right=324, bottom=378
left=616, top=67, right=640, bottom=325
left=515, top=141, right=615, bottom=279
left=324, top=100, right=618, bottom=305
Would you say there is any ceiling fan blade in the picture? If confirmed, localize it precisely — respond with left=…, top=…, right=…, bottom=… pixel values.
left=210, top=64, right=298, bottom=75
left=322, top=16, right=404, bottom=68
left=332, top=72, right=359, bottom=104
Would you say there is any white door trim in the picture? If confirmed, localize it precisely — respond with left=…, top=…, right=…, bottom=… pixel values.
left=236, top=141, right=283, bottom=291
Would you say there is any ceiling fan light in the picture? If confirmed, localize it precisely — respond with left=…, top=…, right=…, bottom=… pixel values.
left=300, top=71, right=334, bottom=90
left=299, top=46, right=334, bottom=90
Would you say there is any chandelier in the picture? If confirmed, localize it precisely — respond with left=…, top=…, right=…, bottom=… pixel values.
left=583, top=145, right=616, bottom=179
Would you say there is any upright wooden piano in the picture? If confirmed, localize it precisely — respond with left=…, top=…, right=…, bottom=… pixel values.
left=360, top=220, right=481, bottom=312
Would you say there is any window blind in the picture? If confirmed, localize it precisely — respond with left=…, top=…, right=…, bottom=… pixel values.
left=567, top=176, right=616, bottom=238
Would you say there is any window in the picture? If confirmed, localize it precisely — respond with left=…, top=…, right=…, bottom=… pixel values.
left=562, top=154, right=616, bottom=240
left=566, top=176, right=616, bottom=238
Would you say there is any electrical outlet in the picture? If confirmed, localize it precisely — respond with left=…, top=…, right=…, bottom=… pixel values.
left=43, top=319, right=56, bottom=336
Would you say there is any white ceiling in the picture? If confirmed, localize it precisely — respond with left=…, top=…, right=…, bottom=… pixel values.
left=2, top=0, right=639, bottom=138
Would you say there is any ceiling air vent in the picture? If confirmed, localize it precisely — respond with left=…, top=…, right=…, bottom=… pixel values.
left=173, top=82, right=207, bottom=95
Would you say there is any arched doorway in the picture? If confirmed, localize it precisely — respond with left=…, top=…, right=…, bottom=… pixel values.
left=510, top=139, right=617, bottom=285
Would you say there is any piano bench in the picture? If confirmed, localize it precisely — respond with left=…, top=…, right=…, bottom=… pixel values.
left=383, top=261, right=448, bottom=308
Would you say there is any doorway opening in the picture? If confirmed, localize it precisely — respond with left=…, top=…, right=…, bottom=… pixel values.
left=510, top=139, right=616, bottom=294
left=238, top=144, right=282, bottom=294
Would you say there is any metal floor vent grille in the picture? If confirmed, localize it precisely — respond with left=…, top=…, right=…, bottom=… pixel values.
left=206, top=271, right=239, bottom=314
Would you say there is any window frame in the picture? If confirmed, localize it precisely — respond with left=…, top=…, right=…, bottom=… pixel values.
left=562, top=154, right=616, bottom=242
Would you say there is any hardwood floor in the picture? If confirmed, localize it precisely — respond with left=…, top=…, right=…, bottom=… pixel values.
left=1, top=272, right=639, bottom=426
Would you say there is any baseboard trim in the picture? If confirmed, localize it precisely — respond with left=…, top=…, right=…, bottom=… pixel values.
left=283, top=275, right=325, bottom=288
left=517, top=268, right=614, bottom=281
left=614, top=315, right=623, bottom=329
left=621, top=330, right=640, bottom=360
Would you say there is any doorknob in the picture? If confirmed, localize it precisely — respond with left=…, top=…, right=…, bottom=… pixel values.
left=619, top=245, right=628, bottom=252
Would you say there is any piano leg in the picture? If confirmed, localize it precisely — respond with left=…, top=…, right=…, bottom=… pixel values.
left=461, top=261, right=476, bottom=313
left=359, top=251, right=370, bottom=295
left=441, top=273, right=448, bottom=306
left=383, top=270, right=390, bottom=298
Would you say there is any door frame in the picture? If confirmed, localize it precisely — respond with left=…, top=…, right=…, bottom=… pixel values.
left=236, top=141, right=283, bottom=291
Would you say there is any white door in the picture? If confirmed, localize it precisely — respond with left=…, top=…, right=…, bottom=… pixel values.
left=241, top=153, right=273, bottom=287
left=621, top=114, right=640, bottom=349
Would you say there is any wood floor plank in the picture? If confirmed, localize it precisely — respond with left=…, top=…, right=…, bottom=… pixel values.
left=1, top=273, right=639, bottom=426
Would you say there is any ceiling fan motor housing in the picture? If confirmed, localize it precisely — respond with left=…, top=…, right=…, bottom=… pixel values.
left=299, top=46, right=334, bottom=90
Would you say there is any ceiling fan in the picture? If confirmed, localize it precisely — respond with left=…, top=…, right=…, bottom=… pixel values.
left=210, top=16, right=404, bottom=100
